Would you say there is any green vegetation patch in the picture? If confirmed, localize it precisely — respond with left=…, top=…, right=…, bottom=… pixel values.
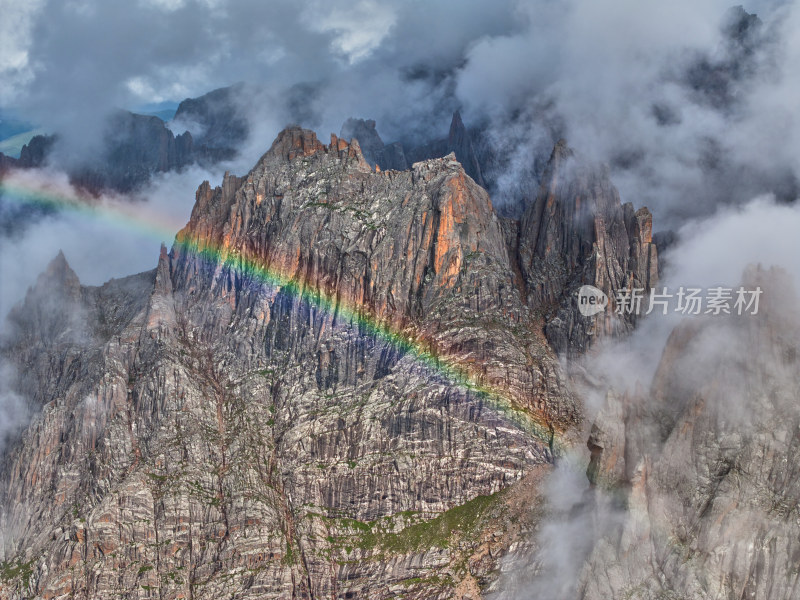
left=0, top=558, right=36, bottom=588
left=381, top=492, right=501, bottom=553
left=321, top=490, right=506, bottom=556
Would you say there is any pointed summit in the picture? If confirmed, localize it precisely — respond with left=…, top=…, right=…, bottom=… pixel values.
left=447, top=111, right=485, bottom=187
left=340, top=118, right=384, bottom=166
left=266, top=126, right=326, bottom=161
left=41, top=250, right=82, bottom=296
left=49, top=249, right=69, bottom=270
left=6, top=250, right=84, bottom=349
left=449, top=110, right=465, bottom=133
left=339, top=118, right=408, bottom=171
left=548, top=138, right=574, bottom=163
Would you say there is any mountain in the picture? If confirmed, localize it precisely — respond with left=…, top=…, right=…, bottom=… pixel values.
left=339, top=118, right=408, bottom=172
left=0, top=121, right=667, bottom=598
left=171, top=84, right=248, bottom=163
left=0, top=86, right=250, bottom=195
left=70, top=111, right=194, bottom=193
left=516, top=140, right=658, bottom=356
left=1, top=89, right=495, bottom=206
left=0, top=114, right=192, bottom=194
left=0, top=126, right=602, bottom=599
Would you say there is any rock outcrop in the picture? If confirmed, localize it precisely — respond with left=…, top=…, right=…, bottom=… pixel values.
left=1, top=86, right=246, bottom=195
left=685, top=5, right=765, bottom=109
left=445, top=111, right=485, bottom=189
left=339, top=119, right=388, bottom=167
left=0, top=135, right=56, bottom=173
left=18, top=135, right=57, bottom=169
left=172, top=84, right=248, bottom=163
left=341, top=112, right=486, bottom=189
left=0, top=127, right=580, bottom=599
left=339, top=118, right=409, bottom=172
left=405, top=112, right=486, bottom=188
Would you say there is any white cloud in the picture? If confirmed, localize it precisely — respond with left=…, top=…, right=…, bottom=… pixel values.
left=139, top=0, right=187, bottom=11
left=303, top=0, right=397, bottom=64
left=0, top=0, right=46, bottom=104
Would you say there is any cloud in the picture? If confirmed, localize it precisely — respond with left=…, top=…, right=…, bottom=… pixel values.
left=0, top=0, right=45, bottom=104
left=577, top=195, right=800, bottom=417
left=453, top=0, right=800, bottom=221
left=1, top=3, right=799, bottom=593
left=0, top=362, right=29, bottom=457
left=4, top=0, right=799, bottom=410
left=302, top=0, right=397, bottom=64
left=1, top=0, right=522, bottom=167
left=4, top=0, right=799, bottom=224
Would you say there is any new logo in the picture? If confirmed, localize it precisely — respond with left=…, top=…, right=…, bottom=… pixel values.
left=577, top=285, right=608, bottom=316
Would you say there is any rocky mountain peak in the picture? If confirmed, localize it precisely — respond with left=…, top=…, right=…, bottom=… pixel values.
left=722, top=5, right=763, bottom=51
left=339, top=118, right=385, bottom=165
left=447, top=111, right=485, bottom=188
left=338, top=118, right=408, bottom=171
left=265, top=125, right=326, bottom=161
left=517, top=139, right=658, bottom=356
left=173, top=83, right=248, bottom=154
left=261, top=125, right=373, bottom=170
left=0, top=125, right=673, bottom=600
left=41, top=250, right=81, bottom=295
left=0, top=125, right=582, bottom=599
left=547, top=137, right=574, bottom=165
left=337, top=112, right=489, bottom=183
left=6, top=251, right=82, bottom=338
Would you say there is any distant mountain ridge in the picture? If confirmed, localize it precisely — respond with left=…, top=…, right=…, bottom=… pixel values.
left=0, top=86, right=248, bottom=194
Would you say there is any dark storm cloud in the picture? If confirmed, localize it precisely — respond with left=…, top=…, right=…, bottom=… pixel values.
left=6, top=0, right=800, bottom=227
left=3, top=0, right=519, bottom=162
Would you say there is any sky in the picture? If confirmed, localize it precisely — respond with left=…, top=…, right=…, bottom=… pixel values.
left=2, top=0, right=799, bottom=222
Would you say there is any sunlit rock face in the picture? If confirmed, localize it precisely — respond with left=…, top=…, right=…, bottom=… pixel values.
left=0, top=122, right=671, bottom=598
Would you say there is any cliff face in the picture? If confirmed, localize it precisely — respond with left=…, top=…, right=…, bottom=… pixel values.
left=0, top=114, right=194, bottom=194
left=340, top=112, right=486, bottom=188
left=517, top=140, right=658, bottom=356
left=172, top=84, right=247, bottom=163
left=403, top=112, right=486, bottom=189
left=0, top=127, right=587, bottom=600
left=0, top=135, right=56, bottom=173
left=580, top=266, right=800, bottom=600
left=0, top=121, right=670, bottom=598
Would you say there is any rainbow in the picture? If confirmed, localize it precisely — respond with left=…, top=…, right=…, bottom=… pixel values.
left=0, top=178, right=182, bottom=240
left=1, top=175, right=568, bottom=457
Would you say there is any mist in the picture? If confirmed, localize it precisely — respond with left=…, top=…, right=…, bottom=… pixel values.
left=0, top=362, right=28, bottom=457
left=2, top=2, right=800, bottom=595
left=493, top=196, right=800, bottom=597
left=3, top=1, right=799, bottom=226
